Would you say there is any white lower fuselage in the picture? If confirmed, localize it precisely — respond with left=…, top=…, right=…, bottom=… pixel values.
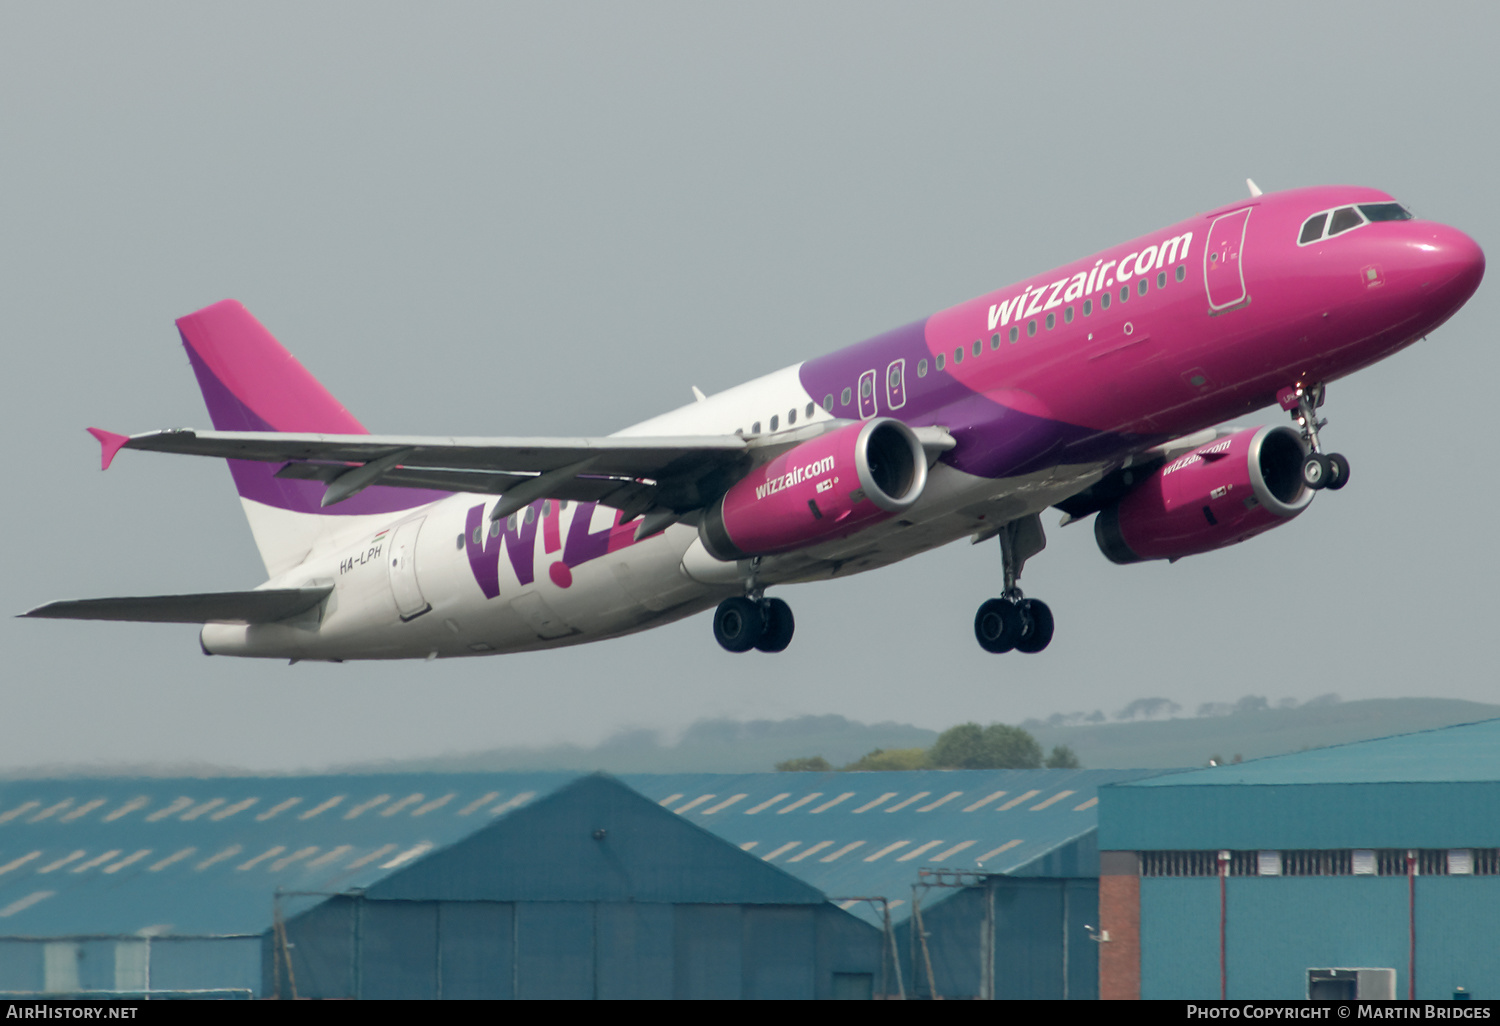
left=203, top=364, right=1102, bottom=660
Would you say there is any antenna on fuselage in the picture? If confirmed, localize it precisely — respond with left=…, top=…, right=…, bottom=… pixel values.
left=1246, top=178, right=1264, bottom=198
left=691, top=385, right=707, bottom=402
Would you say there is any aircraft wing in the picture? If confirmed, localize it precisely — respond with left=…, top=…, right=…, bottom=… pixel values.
left=93, top=427, right=762, bottom=518
left=109, top=428, right=747, bottom=473
left=21, top=587, right=333, bottom=624
left=90, top=423, right=959, bottom=522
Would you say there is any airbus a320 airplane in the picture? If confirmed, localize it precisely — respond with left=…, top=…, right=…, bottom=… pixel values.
left=25, top=184, right=1484, bottom=661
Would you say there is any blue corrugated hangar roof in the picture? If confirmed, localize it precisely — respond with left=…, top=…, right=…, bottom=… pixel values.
left=1099, top=720, right=1500, bottom=852
left=1119, top=717, right=1500, bottom=786
left=0, top=768, right=1159, bottom=937
left=0, top=772, right=577, bottom=936
left=625, top=769, right=1157, bottom=922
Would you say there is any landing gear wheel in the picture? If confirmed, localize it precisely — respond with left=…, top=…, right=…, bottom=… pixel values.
left=1325, top=453, right=1350, bottom=491
left=1014, top=598, right=1055, bottom=654
left=714, top=596, right=764, bottom=653
left=754, top=598, right=795, bottom=653
left=1301, top=453, right=1331, bottom=490
left=975, top=598, right=1024, bottom=654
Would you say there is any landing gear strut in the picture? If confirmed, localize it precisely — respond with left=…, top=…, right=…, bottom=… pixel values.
left=1282, top=383, right=1349, bottom=492
left=713, top=558, right=796, bottom=654
left=974, top=514, right=1054, bottom=654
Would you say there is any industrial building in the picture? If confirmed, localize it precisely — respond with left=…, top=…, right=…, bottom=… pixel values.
left=0, top=767, right=1147, bottom=998
left=1096, top=718, right=1500, bottom=1000
left=631, top=769, right=1155, bottom=999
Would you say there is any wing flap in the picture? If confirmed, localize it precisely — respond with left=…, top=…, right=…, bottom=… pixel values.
left=21, top=587, right=333, bottom=624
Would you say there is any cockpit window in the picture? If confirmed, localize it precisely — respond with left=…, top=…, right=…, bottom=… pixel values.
left=1359, top=202, right=1413, bottom=222
left=1300, top=201, right=1405, bottom=246
left=1327, top=206, right=1364, bottom=236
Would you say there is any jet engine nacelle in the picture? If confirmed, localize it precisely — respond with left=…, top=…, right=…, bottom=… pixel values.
left=699, top=418, right=927, bottom=561
left=1095, top=425, right=1312, bottom=564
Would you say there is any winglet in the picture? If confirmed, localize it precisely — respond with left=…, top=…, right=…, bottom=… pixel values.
left=87, top=427, right=131, bottom=471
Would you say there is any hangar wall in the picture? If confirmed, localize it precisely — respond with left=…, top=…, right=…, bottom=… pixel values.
left=271, top=897, right=875, bottom=999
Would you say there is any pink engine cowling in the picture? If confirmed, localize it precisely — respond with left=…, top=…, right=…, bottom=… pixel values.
left=1095, top=425, right=1312, bottom=564
left=699, top=418, right=928, bottom=561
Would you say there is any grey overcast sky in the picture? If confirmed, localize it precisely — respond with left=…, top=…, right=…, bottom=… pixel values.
left=3, top=2, right=1495, bottom=773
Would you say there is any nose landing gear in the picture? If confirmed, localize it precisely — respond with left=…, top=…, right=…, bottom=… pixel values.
left=1282, top=384, right=1349, bottom=492
left=712, top=559, right=796, bottom=653
left=973, top=514, right=1054, bottom=654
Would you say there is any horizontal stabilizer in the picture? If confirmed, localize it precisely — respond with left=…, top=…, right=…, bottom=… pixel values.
left=20, top=587, right=333, bottom=625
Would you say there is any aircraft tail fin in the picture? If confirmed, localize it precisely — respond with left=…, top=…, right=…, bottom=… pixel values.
left=175, top=301, right=441, bottom=576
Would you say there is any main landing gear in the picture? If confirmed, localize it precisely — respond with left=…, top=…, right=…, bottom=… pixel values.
left=713, top=559, right=795, bottom=653
left=1284, top=383, right=1350, bottom=492
left=974, top=514, right=1054, bottom=654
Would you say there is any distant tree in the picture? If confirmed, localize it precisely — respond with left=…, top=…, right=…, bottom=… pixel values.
left=775, top=756, right=832, bottom=772
left=1233, top=695, right=1270, bottom=715
left=1115, top=697, right=1182, bottom=721
left=1276, top=697, right=1300, bottom=710
left=928, top=723, right=1043, bottom=769
left=1044, top=745, right=1081, bottom=769
left=1085, top=710, right=1106, bottom=724
left=1305, top=692, right=1342, bottom=707
left=843, top=748, right=928, bottom=771
left=1197, top=702, right=1233, bottom=718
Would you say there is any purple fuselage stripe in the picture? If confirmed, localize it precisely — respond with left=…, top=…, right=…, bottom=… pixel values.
left=797, top=319, right=1157, bottom=479
left=184, top=345, right=449, bottom=516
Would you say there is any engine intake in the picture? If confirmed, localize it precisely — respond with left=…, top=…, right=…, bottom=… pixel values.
left=700, top=418, right=927, bottom=561
left=1095, top=425, right=1312, bottom=564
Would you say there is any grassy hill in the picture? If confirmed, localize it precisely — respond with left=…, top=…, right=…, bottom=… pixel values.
left=9, top=698, right=1496, bottom=779
left=340, top=697, right=1500, bottom=775
left=337, top=714, right=940, bottom=775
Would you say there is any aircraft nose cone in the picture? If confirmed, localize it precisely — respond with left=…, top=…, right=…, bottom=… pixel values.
left=1420, top=223, right=1485, bottom=309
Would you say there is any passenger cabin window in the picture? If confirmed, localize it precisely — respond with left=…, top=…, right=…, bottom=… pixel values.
left=1045, top=312, right=1055, bottom=330
left=752, top=420, right=761, bottom=434
left=953, top=347, right=963, bottom=364
left=806, top=402, right=815, bottom=418
left=973, top=339, right=982, bottom=357
left=936, top=353, right=946, bottom=369
left=1009, top=326, right=1019, bottom=343
left=787, top=408, right=796, bottom=425
left=823, top=394, right=834, bottom=410
left=1175, top=265, right=1186, bottom=282
left=1137, top=278, right=1148, bottom=296
left=840, top=387, right=851, bottom=406
left=770, top=414, right=779, bottom=431
left=917, top=359, right=928, bottom=377
left=991, top=333, right=1001, bottom=350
